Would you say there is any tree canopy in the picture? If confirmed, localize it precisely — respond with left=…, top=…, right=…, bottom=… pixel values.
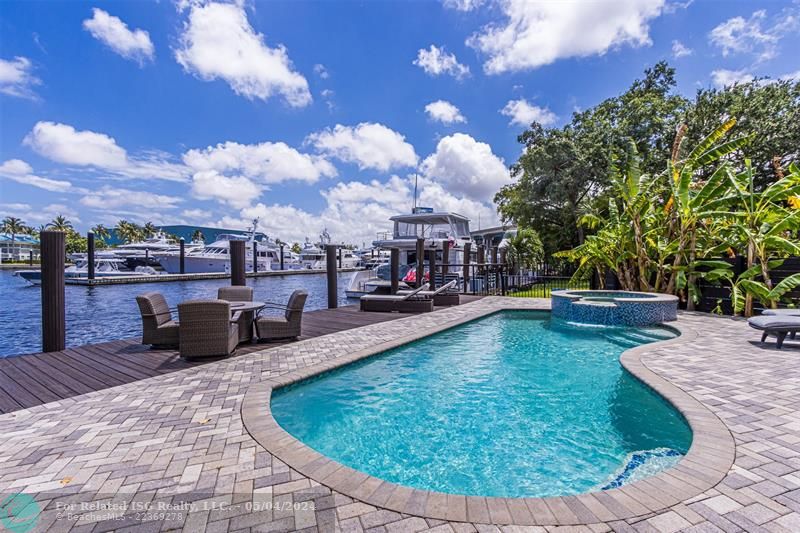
left=496, top=62, right=800, bottom=258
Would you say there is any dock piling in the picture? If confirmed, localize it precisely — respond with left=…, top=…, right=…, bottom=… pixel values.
left=442, top=240, right=450, bottom=279
left=390, top=248, right=399, bottom=294
left=338, top=247, right=342, bottom=269
left=416, top=238, right=425, bottom=288
left=230, top=240, right=246, bottom=286
left=253, top=241, right=258, bottom=273
left=179, top=238, right=185, bottom=274
left=41, top=231, right=66, bottom=353
left=279, top=244, right=285, bottom=270
left=326, top=245, right=338, bottom=309
left=28, top=250, right=33, bottom=266
left=463, top=243, right=471, bottom=294
left=428, top=249, right=437, bottom=290
left=87, top=231, right=95, bottom=280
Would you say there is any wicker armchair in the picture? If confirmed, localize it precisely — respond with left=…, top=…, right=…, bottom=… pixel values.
left=177, top=300, right=239, bottom=359
left=218, top=286, right=254, bottom=342
left=136, top=292, right=179, bottom=347
left=255, top=290, right=308, bottom=341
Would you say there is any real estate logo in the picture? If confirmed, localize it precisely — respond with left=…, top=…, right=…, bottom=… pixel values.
left=0, top=493, right=41, bottom=533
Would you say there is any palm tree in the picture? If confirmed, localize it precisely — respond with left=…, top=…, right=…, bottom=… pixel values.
left=48, top=215, right=73, bottom=232
left=91, top=224, right=111, bottom=243
left=143, top=222, right=158, bottom=238
left=504, top=229, right=544, bottom=274
left=1, top=217, right=27, bottom=256
left=114, top=220, right=144, bottom=244
left=191, top=229, right=205, bottom=242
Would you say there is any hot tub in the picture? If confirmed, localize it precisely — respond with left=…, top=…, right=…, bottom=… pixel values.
left=552, top=290, right=678, bottom=326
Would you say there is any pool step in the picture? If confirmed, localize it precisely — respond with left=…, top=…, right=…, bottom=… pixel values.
left=603, top=328, right=674, bottom=348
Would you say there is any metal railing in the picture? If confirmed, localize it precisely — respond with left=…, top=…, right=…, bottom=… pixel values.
left=421, top=264, right=587, bottom=297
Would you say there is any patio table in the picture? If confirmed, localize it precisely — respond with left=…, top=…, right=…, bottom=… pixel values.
left=228, top=301, right=266, bottom=342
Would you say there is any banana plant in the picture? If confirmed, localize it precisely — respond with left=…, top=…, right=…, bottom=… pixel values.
left=722, top=161, right=800, bottom=314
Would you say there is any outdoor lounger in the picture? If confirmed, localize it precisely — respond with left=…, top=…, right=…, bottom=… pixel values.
left=360, top=283, right=433, bottom=313
left=397, top=280, right=460, bottom=306
left=748, top=313, right=800, bottom=349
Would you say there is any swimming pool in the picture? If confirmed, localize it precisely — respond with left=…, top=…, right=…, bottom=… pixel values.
left=271, top=310, right=692, bottom=498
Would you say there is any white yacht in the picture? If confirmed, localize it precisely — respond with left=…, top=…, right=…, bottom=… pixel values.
left=372, top=210, right=472, bottom=266
left=155, top=220, right=284, bottom=274
left=299, top=230, right=361, bottom=270
left=112, top=232, right=181, bottom=268
left=345, top=210, right=473, bottom=295
left=16, top=257, right=150, bottom=285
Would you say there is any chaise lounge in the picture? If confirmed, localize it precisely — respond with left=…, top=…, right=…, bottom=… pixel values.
left=747, top=314, right=800, bottom=349
left=360, top=283, right=433, bottom=313
left=397, top=279, right=460, bottom=306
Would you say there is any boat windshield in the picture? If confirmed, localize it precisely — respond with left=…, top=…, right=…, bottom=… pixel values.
left=394, top=220, right=467, bottom=239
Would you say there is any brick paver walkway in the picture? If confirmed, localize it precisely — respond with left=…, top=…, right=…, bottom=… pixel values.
left=1, top=297, right=799, bottom=533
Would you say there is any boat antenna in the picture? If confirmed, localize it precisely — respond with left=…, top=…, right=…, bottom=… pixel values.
left=413, top=173, right=418, bottom=212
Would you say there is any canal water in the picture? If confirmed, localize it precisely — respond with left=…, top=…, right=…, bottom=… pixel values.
left=0, top=269, right=356, bottom=357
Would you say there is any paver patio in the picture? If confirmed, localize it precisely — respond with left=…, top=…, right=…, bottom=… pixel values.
left=1, top=296, right=800, bottom=533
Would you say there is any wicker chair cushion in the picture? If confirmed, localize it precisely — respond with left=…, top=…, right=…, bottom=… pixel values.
left=136, top=292, right=172, bottom=326
left=218, top=286, right=253, bottom=302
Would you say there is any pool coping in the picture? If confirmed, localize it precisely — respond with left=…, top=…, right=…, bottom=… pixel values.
left=241, top=301, right=735, bottom=526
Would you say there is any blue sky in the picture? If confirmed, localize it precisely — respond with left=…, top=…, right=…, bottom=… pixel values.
left=1, top=0, right=799, bottom=246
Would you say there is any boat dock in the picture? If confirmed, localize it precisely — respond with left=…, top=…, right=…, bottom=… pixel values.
left=62, top=267, right=363, bottom=285
left=0, top=297, right=482, bottom=414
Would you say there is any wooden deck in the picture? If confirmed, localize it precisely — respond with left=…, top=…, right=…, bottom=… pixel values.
left=0, top=298, right=482, bottom=414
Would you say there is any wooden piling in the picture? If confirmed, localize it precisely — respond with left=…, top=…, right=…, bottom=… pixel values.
left=326, top=245, right=338, bottom=309
left=41, top=231, right=65, bottom=353
left=428, top=249, right=437, bottom=290
left=390, top=248, right=399, bottom=294
left=179, top=238, right=185, bottom=274
left=338, top=247, right=342, bottom=269
left=253, top=241, right=258, bottom=273
left=462, top=243, right=471, bottom=294
left=491, top=246, right=498, bottom=265
left=416, top=238, right=425, bottom=288
left=230, top=240, right=246, bottom=286
left=87, top=231, right=95, bottom=280
left=279, top=244, right=285, bottom=270
left=442, top=240, right=450, bottom=279
left=28, top=250, right=33, bottom=266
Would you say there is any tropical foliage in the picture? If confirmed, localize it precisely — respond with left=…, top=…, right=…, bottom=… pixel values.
left=555, top=121, right=800, bottom=315
left=496, top=62, right=800, bottom=258
left=503, top=229, right=544, bottom=274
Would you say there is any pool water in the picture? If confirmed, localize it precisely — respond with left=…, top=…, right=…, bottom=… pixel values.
left=271, top=310, right=692, bottom=498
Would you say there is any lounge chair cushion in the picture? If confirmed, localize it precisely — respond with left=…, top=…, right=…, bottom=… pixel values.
left=762, top=309, right=800, bottom=316
left=748, top=316, right=800, bottom=330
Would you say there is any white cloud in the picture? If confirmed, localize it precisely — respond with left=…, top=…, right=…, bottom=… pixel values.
left=413, top=45, right=470, bottom=80
left=82, top=8, right=154, bottom=65
left=218, top=174, right=500, bottom=245
left=23, top=121, right=188, bottom=181
left=1, top=203, right=81, bottom=226
left=501, top=99, right=557, bottom=127
left=425, top=100, right=466, bottom=124
left=0, top=159, right=72, bottom=192
left=307, top=122, right=418, bottom=172
left=711, top=68, right=754, bottom=88
left=183, top=141, right=336, bottom=185
left=420, top=133, right=510, bottom=200
left=671, top=40, right=692, bottom=58
left=0, top=56, right=41, bottom=100
left=708, top=9, right=798, bottom=62
left=190, top=170, right=262, bottom=209
left=313, top=64, right=329, bottom=79
left=175, top=1, right=311, bottom=106
left=80, top=186, right=182, bottom=210
left=468, top=0, right=665, bottom=74
left=442, top=0, right=485, bottom=11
